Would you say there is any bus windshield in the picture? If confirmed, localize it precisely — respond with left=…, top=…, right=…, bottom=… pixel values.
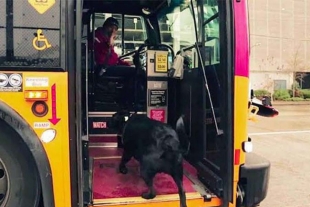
left=158, top=0, right=220, bottom=65
left=158, top=3, right=196, bottom=52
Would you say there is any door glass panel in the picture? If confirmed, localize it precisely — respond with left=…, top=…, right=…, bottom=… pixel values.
left=204, top=0, right=220, bottom=66
left=203, top=0, right=222, bottom=169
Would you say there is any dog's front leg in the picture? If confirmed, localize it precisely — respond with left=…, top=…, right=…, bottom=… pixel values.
left=119, top=150, right=132, bottom=174
left=140, top=169, right=156, bottom=199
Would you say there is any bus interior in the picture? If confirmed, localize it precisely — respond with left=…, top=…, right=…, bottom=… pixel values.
left=78, top=0, right=233, bottom=206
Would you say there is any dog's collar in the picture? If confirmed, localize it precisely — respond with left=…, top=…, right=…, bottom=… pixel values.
left=124, top=112, right=134, bottom=121
left=124, top=112, right=146, bottom=121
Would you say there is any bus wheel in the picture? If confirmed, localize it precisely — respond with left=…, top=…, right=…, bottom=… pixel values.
left=0, top=126, right=41, bottom=207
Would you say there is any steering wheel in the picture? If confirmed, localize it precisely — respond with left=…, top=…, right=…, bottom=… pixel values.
left=132, top=44, right=148, bottom=71
left=118, top=48, right=147, bottom=67
left=118, top=50, right=136, bottom=60
left=157, top=44, right=175, bottom=59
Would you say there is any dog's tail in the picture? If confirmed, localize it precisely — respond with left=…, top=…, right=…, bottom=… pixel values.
left=176, top=115, right=190, bottom=155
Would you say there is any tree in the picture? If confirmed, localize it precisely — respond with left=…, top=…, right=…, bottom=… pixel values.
left=295, top=72, right=308, bottom=88
left=256, top=56, right=280, bottom=100
left=286, top=46, right=310, bottom=96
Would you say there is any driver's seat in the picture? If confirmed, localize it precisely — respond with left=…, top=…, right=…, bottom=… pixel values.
left=92, top=65, right=146, bottom=111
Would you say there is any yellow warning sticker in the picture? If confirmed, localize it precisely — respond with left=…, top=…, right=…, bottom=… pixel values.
left=28, top=0, right=56, bottom=14
left=155, top=53, right=168, bottom=73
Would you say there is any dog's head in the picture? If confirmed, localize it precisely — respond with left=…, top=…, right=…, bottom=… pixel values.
left=107, top=110, right=131, bottom=133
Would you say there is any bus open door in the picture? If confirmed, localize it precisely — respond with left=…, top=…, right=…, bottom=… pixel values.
left=76, top=0, right=271, bottom=207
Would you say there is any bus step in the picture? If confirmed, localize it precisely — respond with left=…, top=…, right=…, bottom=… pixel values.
left=89, top=135, right=118, bottom=145
left=88, top=112, right=118, bottom=135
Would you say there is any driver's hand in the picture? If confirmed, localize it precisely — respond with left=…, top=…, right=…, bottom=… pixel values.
left=122, top=57, right=133, bottom=65
left=126, top=60, right=134, bottom=65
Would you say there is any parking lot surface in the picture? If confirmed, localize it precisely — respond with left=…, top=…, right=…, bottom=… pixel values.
left=248, top=104, right=310, bottom=207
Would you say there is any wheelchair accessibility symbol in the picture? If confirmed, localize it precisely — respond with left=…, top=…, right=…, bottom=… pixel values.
left=33, top=29, right=52, bottom=51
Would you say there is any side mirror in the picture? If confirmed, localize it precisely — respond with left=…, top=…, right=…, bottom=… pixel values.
left=250, top=89, right=254, bottom=99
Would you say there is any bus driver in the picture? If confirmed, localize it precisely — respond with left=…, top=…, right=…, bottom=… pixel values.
left=91, top=17, right=131, bottom=68
left=90, top=17, right=146, bottom=107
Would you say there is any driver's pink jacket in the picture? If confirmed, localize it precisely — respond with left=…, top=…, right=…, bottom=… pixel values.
left=89, top=28, right=130, bottom=66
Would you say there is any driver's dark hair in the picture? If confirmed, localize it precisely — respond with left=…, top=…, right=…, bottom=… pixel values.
left=103, top=17, right=119, bottom=30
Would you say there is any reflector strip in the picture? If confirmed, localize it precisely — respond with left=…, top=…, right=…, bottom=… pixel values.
left=234, top=149, right=240, bottom=165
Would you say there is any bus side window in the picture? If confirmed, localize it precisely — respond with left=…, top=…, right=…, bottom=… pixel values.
left=204, top=0, right=220, bottom=66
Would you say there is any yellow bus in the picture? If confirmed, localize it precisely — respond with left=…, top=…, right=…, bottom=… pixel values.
left=0, top=0, right=272, bottom=207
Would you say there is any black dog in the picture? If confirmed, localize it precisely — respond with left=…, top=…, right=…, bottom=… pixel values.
left=110, top=111, right=190, bottom=207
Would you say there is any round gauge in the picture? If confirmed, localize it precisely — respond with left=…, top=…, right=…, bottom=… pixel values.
left=0, top=74, right=9, bottom=87
left=9, top=74, right=22, bottom=87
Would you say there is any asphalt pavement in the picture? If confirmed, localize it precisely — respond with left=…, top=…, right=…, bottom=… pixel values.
left=248, top=104, right=310, bottom=207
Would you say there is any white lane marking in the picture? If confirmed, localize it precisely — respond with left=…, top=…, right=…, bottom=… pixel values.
left=249, top=130, right=310, bottom=136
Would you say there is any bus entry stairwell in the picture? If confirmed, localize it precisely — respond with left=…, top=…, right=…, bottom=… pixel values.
left=88, top=139, right=221, bottom=207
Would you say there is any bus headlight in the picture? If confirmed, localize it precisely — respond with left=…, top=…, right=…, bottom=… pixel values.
left=242, top=137, right=253, bottom=153
left=40, top=129, right=56, bottom=143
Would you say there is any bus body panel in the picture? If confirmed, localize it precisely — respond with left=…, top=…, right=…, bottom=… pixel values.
left=233, top=76, right=249, bottom=178
left=231, top=0, right=250, bottom=206
left=0, top=71, right=71, bottom=207
left=231, top=76, right=249, bottom=207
